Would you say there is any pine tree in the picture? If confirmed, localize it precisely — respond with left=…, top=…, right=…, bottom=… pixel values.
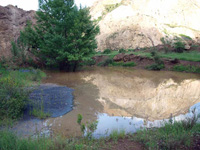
left=18, top=0, right=99, bottom=71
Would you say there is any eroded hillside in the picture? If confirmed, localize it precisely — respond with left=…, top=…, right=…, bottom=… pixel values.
left=90, top=0, right=200, bottom=51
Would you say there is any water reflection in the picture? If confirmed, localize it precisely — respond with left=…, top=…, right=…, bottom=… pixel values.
left=93, top=113, right=144, bottom=138
left=44, top=67, right=200, bottom=137
left=9, top=67, right=200, bottom=137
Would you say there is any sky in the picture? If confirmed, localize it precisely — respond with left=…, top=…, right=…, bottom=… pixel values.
left=0, top=0, right=95, bottom=11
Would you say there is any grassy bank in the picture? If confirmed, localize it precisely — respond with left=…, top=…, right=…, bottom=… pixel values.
left=94, top=49, right=200, bottom=73
left=0, top=66, right=46, bottom=126
left=133, top=50, right=200, bottom=62
left=95, top=50, right=200, bottom=62
left=0, top=120, right=199, bottom=150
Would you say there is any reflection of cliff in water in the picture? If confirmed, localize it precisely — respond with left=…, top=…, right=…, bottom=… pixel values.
left=83, top=67, right=200, bottom=120
left=43, top=67, right=200, bottom=136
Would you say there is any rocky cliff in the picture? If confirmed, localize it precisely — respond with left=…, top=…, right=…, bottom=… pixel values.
left=90, top=0, right=200, bottom=51
left=0, top=5, right=36, bottom=58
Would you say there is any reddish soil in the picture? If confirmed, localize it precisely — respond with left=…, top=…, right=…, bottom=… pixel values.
left=101, top=134, right=200, bottom=150
left=103, top=137, right=144, bottom=150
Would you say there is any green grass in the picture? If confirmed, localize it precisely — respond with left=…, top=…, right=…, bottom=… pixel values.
left=133, top=118, right=200, bottom=150
left=110, top=61, right=136, bottom=67
left=29, top=108, right=51, bottom=119
left=109, top=130, right=126, bottom=142
left=133, top=51, right=200, bottom=62
left=146, top=63, right=165, bottom=70
left=172, top=65, right=200, bottom=73
left=1, top=120, right=200, bottom=150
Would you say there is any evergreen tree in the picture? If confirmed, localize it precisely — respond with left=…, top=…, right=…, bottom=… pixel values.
left=17, top=0, right=99, bottom=71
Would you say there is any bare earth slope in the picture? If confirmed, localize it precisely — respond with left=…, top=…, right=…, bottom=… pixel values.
left=0, top=5, right=35, bottom=58
left=90, top=0, right=200, bottom=51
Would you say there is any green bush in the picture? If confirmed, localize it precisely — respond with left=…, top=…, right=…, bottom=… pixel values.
left=146, top=52, right=165, bottom=70
left=146, top=63, right=165, bottom=70
left=0, top=76, right=28, bottom=120
left=103, top=49, right=112, bottom=54
left=173, top=37, right=186, bottom=53
left=118, top=48, right=126, bottom=53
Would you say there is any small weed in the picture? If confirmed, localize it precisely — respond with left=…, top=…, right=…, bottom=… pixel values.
left=30, top=108, right=51, bottom=119
left=77, top=114, right=98, bottom=139
left=110, top=130, right=126, bottom=143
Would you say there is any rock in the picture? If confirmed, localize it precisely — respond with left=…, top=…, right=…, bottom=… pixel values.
left=90, top=0, right=200, bottom=51
left=113, top=53, right=125, bottom=61
left=123, top=55, right=131, bottom=62
left=170, top=58, right=179, bottom=64
left=185, top=44, right=191, bottom=50
left=0, top=5, right=36, bottom=58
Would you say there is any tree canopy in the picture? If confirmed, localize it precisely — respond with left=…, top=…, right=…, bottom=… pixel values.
left=14, top=0, right=99, bottom=71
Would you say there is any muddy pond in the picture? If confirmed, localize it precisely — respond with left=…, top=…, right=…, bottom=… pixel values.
left=10, top=67, right=200, bottom=138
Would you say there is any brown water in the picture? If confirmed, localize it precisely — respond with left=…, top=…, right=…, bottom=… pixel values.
left=41, top=67, right=200, bottom=137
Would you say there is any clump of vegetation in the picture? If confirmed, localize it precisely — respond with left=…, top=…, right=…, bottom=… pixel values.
left=110, top=130, right=126, bottom=143
left=0, top=69, right=46, bottom=125
left=173, top=37, right=186, bottom=53
left=104, top=3, right=121, bottom=15
left=0, top=76, right=28, bottom=120
left=160, top=36, right=171, bottom=53
left=110, top=61, right=135, bottom=67
left=29, top=108, right=51, bottom=119
left=97, top=58, right=113, bottom=67
left=146, top=51, right=165, bottom=70
left=172, top=65, right=200, bottom=73
left=77, top=114, right=98, bottom=139
left=179, top=34, right=192, bottom=40
left=134, top=112, right=200, bottom=150
left=118, top=48, right=126, bottom=53
left=103, top=49, right=112, bottom=54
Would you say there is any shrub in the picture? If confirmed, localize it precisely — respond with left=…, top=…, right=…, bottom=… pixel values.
left=160, top=36, right=171, bottom=53
left=146, top=63, right=165, bottom=70
left=118, top=48, right=126, bottom=53
left=173, top=37, right=186, bottom=53
left=146, top=51, right=165, bottom=70
left=0, top=76, right=28, bottom=120
left=103, top=49, right=112, bottom=54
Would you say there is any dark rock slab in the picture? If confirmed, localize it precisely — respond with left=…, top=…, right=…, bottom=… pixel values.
left=28, top=84, right=74, bottom=118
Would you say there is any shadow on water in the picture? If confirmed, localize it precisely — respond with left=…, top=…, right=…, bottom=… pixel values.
left=9, top=67, right=200, bottom=138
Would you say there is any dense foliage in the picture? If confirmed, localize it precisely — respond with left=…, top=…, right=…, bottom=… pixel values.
left=13, top=0, right=99, bottom=71
left=0, top=68, right=46, bottom=122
